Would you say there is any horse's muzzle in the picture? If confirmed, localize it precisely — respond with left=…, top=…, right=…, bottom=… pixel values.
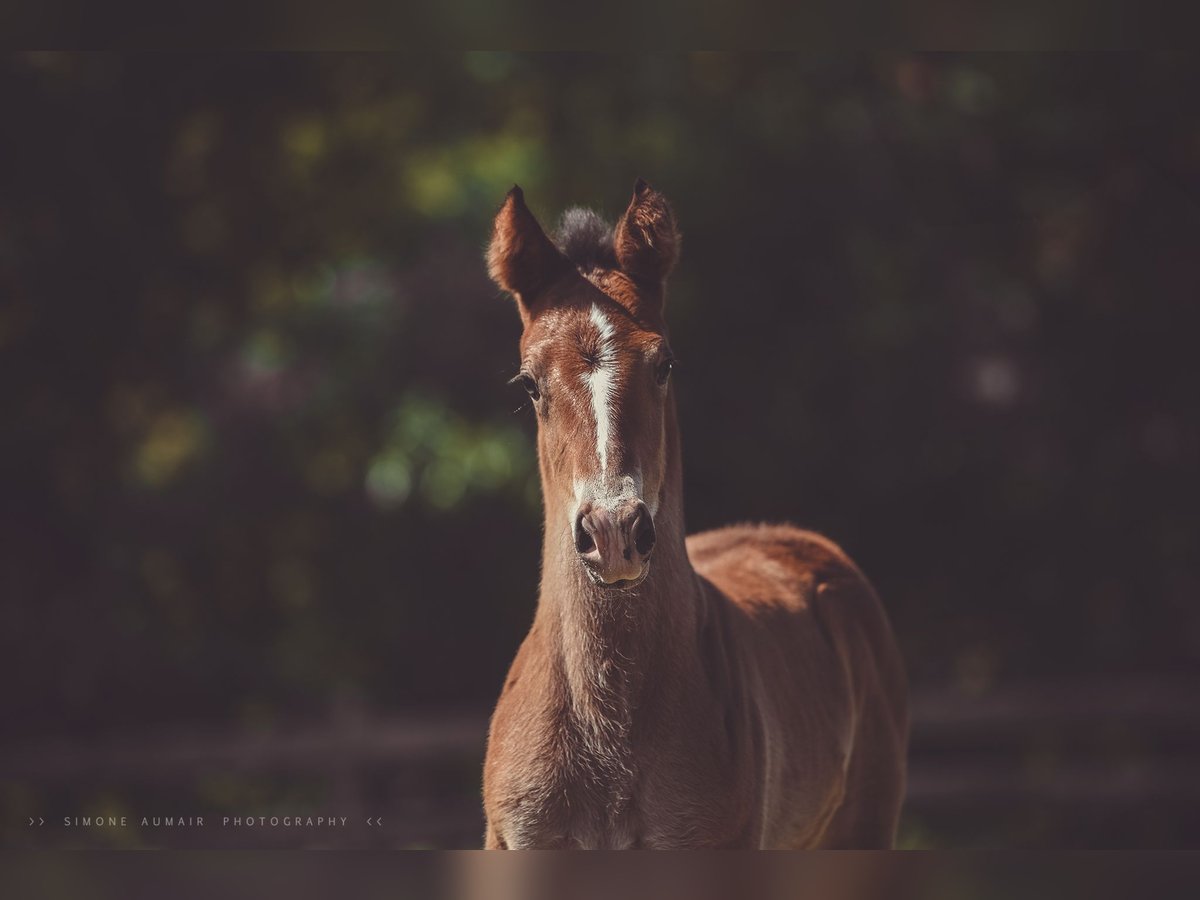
left=573, top=499, right=656, bottom=586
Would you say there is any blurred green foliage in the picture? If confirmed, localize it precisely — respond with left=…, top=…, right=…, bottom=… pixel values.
left=1, top=53, right=1199, bottom=845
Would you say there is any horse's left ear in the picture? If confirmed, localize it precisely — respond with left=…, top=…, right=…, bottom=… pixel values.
left=614, top=179, right=680, bottom=288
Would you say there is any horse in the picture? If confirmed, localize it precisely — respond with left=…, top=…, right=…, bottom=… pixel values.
left=480, top=180, right=908, bottom=849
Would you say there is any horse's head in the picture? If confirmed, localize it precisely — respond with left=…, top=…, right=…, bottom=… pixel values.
left=487, top=180, right=680, bottom=589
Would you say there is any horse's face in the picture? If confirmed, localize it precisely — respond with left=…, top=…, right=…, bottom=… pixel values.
left=488, top=182, right=679, bottom=589
left=517, top=294, right=674, bottom=588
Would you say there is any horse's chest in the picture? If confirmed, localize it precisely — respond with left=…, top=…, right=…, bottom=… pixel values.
left=497, top=731, right=745, bottom=849
left=497, top=725, right=642, bottom=849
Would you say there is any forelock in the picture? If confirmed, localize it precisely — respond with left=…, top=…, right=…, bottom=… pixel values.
left=553, top=208, right=617, bottom=274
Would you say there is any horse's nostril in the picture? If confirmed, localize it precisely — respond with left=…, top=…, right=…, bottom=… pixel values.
left=634, top=511, right=656, bottom=557
left=574, top=515, right=596, bottom=555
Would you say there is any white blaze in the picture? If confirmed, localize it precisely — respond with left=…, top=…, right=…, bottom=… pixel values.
left=584, top=304, right=618, bottom=474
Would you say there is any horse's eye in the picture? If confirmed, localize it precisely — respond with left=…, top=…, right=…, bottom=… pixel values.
left=656, top=357, right=675, bottom=386
left=517, top=373, right=540, bottom=401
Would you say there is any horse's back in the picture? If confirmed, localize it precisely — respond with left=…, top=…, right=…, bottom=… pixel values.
left=687, top=523, right=865, bottom=614
left=685, top=523, right=908, bottom=847
left=686, top=522, right=900, bottom=676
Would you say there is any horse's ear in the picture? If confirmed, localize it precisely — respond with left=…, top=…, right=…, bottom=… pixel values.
left=487, top=186, right=573, bottom=319
left=614, top=179, right=680, bottom=288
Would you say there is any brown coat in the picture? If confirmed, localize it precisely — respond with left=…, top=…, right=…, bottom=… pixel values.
left=481, top=182, right=908, bottom=849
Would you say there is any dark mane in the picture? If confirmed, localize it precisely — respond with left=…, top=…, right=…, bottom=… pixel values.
left=553, top=207, right=617, bottom=273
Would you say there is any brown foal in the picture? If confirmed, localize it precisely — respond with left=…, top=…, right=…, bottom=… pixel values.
left=481, top=181, right=908, bottom=849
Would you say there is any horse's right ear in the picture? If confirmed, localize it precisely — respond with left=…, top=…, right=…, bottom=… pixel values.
left=487, top=186, right=573, bottom=320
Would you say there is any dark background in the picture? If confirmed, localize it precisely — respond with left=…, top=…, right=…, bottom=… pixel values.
left=2, top=52, right=1198, bottom=848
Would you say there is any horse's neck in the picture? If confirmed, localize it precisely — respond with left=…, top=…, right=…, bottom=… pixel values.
left=539, top=518, right=697, bottom=730
left=534, top=414, right=699, bottom=736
